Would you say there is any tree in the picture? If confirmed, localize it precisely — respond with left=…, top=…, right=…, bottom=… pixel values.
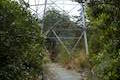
left=43, top=9, right=73, bottom=60
left=86, top=0, right=120, bottom=80
left=43, top=9, right=85, bottom=62
left=43, top=9, right=72, bottom=32
left=0, top=0, right=44, bottom=80
left=43, top=8, right=84, bottom=51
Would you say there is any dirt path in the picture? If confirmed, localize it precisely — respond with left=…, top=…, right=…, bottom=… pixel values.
left=43, top=63, right=87, bottom=80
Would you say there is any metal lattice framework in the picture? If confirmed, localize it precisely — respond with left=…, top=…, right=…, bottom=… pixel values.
left=19, top=0, right=89, bottom=55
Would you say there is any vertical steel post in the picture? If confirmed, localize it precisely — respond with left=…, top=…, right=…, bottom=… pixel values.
left=81, top=3, right=89, bottom=55
left=42, top=0, right=48, bottom=34
left=34, top=0, right=38, bottom=18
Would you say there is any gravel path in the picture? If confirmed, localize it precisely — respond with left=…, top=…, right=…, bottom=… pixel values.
left=43, top=63, right=86, bottom=80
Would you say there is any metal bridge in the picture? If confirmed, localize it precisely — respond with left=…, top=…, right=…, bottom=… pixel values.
left=18, top=0, right=89, bottom=55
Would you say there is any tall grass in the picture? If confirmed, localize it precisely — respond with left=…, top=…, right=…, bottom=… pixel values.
left=57, top=45, right=90, bottom=71
left=57, top=45, right=71, bottom=65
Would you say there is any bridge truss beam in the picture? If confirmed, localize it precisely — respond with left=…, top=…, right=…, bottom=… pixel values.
left=20, top=0, right=89, bottom=55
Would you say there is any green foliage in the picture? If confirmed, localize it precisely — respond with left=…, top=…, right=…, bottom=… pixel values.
left=57, top=45, right=89, bottom=73
left=44, top=9, right=80, bottom=57
left=44, top=9, right=71, bottom=31
left=87, top=1, right=120, bottom=80
left=0, top=0, right=44, bottom=80
left=57, top=45, right=71, bottom=65
left=43, top=9, right=75, bottom=38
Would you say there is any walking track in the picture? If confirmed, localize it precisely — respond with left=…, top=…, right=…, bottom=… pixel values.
left=43, top=63, right=87, bottom=80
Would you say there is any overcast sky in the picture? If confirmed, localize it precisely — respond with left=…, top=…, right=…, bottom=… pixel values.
left=23, top=0, right=82, bottom=19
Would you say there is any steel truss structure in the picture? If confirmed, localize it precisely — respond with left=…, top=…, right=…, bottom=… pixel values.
left=19, top=0, right=89, bottom=55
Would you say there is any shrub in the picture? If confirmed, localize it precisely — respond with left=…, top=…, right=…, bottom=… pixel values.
left=57, top=45, right=71, bottom=65
left=57, top=45, right=90, bottom=71
left=0, top=0, right=44, bottom=80
left=87, top=1, right=120, bottom=79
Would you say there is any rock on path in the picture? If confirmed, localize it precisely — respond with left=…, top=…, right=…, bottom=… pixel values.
left=43, top=63, right=86, bottom=80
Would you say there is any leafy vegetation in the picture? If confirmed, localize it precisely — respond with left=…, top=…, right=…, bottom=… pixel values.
left=72, top=0, right=120, bottom=79
left=0, top=0, right=44, bottom=80
left=86, top=0, right=120, bottom=80
left=44, top=9, right=81, bottom=61
left=59, top=49, right=90, bottom=71
left=1, top=0, right=119, bottom=80
left=43, top=9, right=89, bottom=72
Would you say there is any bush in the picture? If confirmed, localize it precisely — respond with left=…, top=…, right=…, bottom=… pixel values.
left=0, top=0, right=44, bottom=80
left=57, top=45, right=89, bottom=71
left=87, top=1, right=120, bottom=80
left=70, top=51, right=90, bottom=70
left=57, top=45, right=71, bottom=65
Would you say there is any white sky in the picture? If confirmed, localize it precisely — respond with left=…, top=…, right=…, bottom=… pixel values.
left=24, top=0, right=82, bottom=19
